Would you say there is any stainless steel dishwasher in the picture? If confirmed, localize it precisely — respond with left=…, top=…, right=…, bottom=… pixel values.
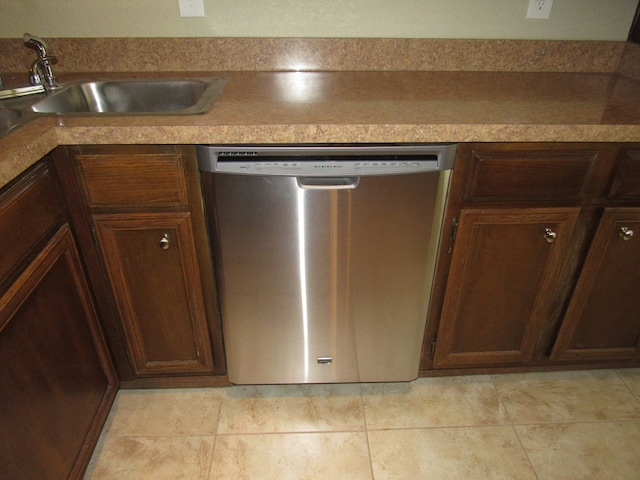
left=197, top=144, right=456, bottom=384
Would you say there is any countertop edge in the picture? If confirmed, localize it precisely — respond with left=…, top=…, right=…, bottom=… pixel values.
left=4, top=122, right=640, bottom=190
left=55, top=123, right=640, bottom=145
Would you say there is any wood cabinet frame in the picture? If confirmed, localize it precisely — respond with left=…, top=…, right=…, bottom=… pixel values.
left=53, top=145, right=227, bottom=387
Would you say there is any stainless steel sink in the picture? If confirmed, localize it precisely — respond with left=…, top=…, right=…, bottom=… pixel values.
left=30, top=77, right=226, bottom=115
left=0, top=108, right=22, bottom=137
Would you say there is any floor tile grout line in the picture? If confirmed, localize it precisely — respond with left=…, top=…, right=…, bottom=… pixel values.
left=505, top=418, right=640, bottom=428
left=206, top=393, right=225, bottom=480
left=215, top=428, right=370, bottom=436
left=488, top=369, right=542, bottom=478
left=489, top=373, right=515, bottom=425
left=615, top=368, right=640, bottom=404
left=362, top=423, right=557, bottom=433
left=365, top=420, right=512, bottom=431
left=93, top=433, right=218, bottom=439
left=99, top=416, right=640, bottom=439
left=510, top=423, right=541, bottom=480
left=359, top=384, right=377, bottom=480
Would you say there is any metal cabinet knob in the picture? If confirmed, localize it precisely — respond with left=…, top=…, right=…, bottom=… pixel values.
left=159, top=233, right=170, bottom=250
left=619, top=227, right=634, bottom=241
left=544, top=228, right=557, bottom=244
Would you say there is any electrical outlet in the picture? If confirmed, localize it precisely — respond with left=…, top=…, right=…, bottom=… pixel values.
left=179, top=0, right=205, bottom=17
left=526, top=0, right=553, bottom=19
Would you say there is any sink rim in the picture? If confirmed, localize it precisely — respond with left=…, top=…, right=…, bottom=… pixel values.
left=29, top=76, right=227, bottom=116
left=0, top=107, right=25, bottom=137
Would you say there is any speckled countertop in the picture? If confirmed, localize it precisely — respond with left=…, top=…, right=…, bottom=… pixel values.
left=2, top=38, right=640, bottom=188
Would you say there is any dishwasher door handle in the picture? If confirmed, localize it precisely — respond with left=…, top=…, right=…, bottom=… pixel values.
left=296, top=176, right=360, bottom=190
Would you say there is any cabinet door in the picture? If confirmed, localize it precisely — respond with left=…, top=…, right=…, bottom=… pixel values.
left=551, top=208, right=640, bottom=361
left=93, top=212, right=214, bottom=376
left=433, top=207, right=579, bottom=367
left=0, top=225, right=117, bottom=480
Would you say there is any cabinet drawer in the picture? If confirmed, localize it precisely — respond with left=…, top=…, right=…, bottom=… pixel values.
left=0, top=162, right=64, bottom=285
left=465, top=147, right=598, bottom=202
left=76, top=154, right=189, bottom=208
left=609, top=149, right=640, bottom=199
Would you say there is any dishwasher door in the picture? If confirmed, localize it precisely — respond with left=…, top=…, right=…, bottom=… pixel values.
left=204, top=171, right=448, bottom=384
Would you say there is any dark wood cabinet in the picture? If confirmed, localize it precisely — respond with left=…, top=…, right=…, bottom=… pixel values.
left=93, top=212, right=214, bottom=375
left=433, top=207, right=578, bottom=367
left=54, top=145, right=225, bottom=387
left=551, top=209, right=640, bottom=361
left=0, top=160, right=117, bottom=479
left=549, top=147, right=640, bottom=364
left=423, top=142, right=640, bottom=372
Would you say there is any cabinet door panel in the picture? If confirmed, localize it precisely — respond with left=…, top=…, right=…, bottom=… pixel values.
left=0, top=225, right=116, bottom=480
left=551, top=208, right=640, bottom=361
left=94, top=212, right=214, bottom=376
left=0, top=162, right=64, bottom=285
left=434, top=208, right=578, bottom=367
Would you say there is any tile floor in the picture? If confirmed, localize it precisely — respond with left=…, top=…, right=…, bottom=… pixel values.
left=84, top=368, right=640, bottom=479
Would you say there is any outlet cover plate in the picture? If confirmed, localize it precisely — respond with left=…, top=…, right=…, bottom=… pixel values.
left=527, top=0, right=553, bottom=19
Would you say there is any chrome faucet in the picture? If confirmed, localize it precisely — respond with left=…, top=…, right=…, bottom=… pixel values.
left=24, top=33, right=59, bottom=89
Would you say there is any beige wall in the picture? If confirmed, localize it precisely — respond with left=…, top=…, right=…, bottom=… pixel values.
left=0, top=0, right=637, bottom=40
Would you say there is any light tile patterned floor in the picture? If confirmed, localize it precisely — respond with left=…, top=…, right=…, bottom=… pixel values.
left=84, top=368, right=640, bottom=479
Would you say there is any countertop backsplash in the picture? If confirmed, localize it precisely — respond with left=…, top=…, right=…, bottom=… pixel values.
left=0, top=37, right=629, bottom=74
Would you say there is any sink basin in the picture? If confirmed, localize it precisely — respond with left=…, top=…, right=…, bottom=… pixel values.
left=30, top=77, right=226, bottom=115
left=0, top=108, right=22, bottom=136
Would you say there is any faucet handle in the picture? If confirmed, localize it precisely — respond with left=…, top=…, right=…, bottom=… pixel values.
left=29, top=56, right=58, bottom=88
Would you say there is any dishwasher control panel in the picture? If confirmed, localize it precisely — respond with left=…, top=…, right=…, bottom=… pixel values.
left=197, top=144, right=457, bottom=176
